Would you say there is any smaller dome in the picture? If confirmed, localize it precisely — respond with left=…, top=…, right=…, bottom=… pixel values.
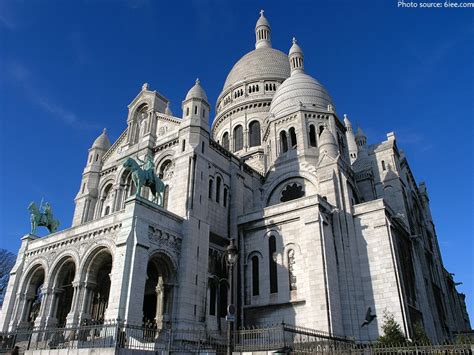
left=289, top=37, right=303, bottom=56
left=92, top=128, right=111, bottom=150
left=269, top=72, right=333, bottom=117
left=185, top=78, right=208, bottom=102
left=256, top=10, right=270, bottom=28
left=319, top=127, right=337, bottom=148
left=318, top=126, right=338, bottom=158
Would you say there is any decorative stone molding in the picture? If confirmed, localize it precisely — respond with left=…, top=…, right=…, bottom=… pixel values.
left=148, top=225, right=182, bottom=257
left=24, top=223, right=122, bottom=259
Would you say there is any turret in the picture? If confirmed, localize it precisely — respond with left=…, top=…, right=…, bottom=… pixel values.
left=181, top=79, right=210, bottom=131
left=255, top=10, right=271, bottom=49
left=355, top=127, right=367, bottom=154
left=289, top=37, right=304, bottom=74
left=72, top=128, right=110, bottom=226
left=344, top=114, right=358, bottom=163
left=318, top=125, right=339, bottom=161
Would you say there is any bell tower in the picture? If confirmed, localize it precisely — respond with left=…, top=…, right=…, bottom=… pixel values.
left=72, top=128, right=110, bottom=226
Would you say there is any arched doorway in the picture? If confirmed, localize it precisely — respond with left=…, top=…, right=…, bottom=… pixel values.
left=20, top=265, right=45, bottom=327
left=81, top=248, right=112, bottom=323
left=52, top=259, right=76, bottom=327
left=142, top=253, right=175, bottom=329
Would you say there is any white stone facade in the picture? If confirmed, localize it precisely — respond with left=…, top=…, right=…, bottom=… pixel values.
left=0, top=11, right=470, bottom=344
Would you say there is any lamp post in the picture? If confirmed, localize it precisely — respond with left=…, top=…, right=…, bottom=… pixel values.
left=226, top=239, right=238, bottom=355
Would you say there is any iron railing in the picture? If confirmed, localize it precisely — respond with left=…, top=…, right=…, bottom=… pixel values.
left=0, top=320, right=472, bottom=354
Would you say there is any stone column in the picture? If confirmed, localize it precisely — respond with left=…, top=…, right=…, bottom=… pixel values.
left=16, top=293, right=33, bottom=328
left=155, top=278, right=164, bottom=328
left=78, top=281, right=96, bottom=324
left=65, top=281, right=82, bottom=326
left=44, top=288, right=61, bottom=328
left=33, top=286, right=52, bottom=328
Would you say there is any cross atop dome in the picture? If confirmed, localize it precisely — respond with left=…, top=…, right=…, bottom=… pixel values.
left=255, top=9, right=271, bottom=49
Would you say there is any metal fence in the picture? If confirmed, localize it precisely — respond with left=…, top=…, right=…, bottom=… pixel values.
left=0, top=320, right=472, bottom=354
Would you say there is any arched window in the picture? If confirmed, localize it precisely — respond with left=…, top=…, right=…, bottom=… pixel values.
left=222, top=132, right=229, bottom=150
left=269, top=236, right=278, bottom=293
left=223, top=187, right=228, bottom=207
left=252, top=255, right=259, bottom=296
left=382, top=160, right=386, bottom=171
left=208, top=178, right=213, bottom=199
left=182, top=139, right=186, bottom=152
left=280, top=131, right=288, bottom=153
left=281, top=183, right=305, bottom=202
left=289, top=127, right=297, bottom=149
left=216, top=176, right=221, bottom=203
left=249, top=121, right=261, bottom=147
left=309, top=124, right=317, bottom=147
left=186, top=107, right=190, bottom=116
left=234, top=125, right=243, bottom=151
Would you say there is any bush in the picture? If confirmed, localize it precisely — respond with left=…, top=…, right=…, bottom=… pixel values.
left=411, top=321, right=431, bottom=345
left=377, top=310, right=407, bottom=346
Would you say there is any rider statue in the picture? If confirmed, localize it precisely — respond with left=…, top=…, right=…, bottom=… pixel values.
left=43, top=202, right=53, bottom=221
left=136, top=153, right=155, bottom=184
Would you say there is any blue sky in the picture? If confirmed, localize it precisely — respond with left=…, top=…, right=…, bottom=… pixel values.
left=1, top=0, right=473, bottom=319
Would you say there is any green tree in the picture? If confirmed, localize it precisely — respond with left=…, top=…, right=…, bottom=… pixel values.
left=378, top=310, right=407, bottom=346
left=411, top=321, right=431, bottom=345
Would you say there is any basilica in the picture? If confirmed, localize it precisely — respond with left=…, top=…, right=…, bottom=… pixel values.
left=0, top=11, right=470, bottom=344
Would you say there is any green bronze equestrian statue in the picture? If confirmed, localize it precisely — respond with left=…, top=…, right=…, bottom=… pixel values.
left=28, top=201, right=60, bottom=234
left=123, top=154, right=165, bottom=206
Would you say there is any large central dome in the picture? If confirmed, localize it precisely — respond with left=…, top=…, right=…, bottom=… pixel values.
left=223, top=47, right=290, bottom=91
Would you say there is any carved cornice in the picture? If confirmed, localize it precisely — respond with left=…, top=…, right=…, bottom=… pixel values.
left=100, top=166, right=118, bottom=177
left=153, top=138, right=179, bottom=153
left=24, top=222, right=122, bottom=258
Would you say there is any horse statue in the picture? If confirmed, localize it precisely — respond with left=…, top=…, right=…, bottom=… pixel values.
left=123, top=156, right=165, bottom=206
left=28, top=201, right=60, bottom=234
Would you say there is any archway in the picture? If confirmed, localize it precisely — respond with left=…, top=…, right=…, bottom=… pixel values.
left=20, top=265, right=45, bottom=326
left=52, top=259, right=76, bottom=327
left=142, top=253, right=175, bottom=329
left=81, top=248, right=113, bottom=323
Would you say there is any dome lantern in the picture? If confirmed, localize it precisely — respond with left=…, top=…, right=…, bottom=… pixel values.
left=289, top=37, right=304, bottom=74
left=255, top=10, right=271, bottom=49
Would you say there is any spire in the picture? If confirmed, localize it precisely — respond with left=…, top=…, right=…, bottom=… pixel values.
left=344, top=114, right=358, bottom=163
left=343, top=114, right=353, bottom=133
left=355, top=127, right=367, bottom=152
left=318, top=124, right=339, bottom=159
left=289, top=37, right=304, bottom=75
left=255, top=9, right=271, bottom=49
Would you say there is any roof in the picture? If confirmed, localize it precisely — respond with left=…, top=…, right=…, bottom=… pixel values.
left=222, top=47, right=290, bottom=91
